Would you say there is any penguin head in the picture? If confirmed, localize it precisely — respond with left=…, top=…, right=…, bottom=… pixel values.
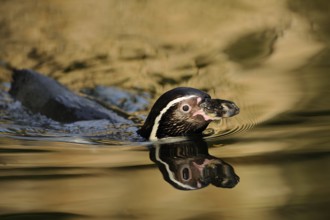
left=138, top=87, right=239, bottom=140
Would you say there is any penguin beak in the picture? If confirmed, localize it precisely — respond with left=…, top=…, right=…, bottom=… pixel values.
left=198, top=98, right=240, bottom=120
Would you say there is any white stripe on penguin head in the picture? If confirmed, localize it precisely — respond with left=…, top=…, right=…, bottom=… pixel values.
left=149, top=95, right=197, bottom=141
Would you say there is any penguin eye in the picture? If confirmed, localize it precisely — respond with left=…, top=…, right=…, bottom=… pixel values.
left=181, top=104, right=191, bottom=113
left=182, top=167, right=191, bottom=180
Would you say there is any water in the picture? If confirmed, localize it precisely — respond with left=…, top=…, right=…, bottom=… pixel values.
left=0, top=1, right=330, bottom=219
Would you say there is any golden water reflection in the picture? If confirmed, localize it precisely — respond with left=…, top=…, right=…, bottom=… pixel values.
left=0, top=0, right=330, bottom=219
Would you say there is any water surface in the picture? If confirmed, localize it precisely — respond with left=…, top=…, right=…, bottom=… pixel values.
left=0, top=1, right=329, bottom=219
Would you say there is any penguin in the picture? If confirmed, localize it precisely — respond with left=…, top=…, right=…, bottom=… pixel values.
left=137, top=87, right=239, bottom=140
left=8, top=69, right=239, bottom=140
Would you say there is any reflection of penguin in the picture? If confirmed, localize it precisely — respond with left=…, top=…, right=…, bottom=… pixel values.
left=9, top=69, right=239, bottom=140
left=149, top=139, right=240, bottom=190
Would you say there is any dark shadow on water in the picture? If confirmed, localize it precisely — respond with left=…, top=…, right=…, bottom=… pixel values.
left=0, top=212, right=87, bottom=220
left=149, top=139, right=239, bottom=191
left=0, top=173, right=97, bottom=181
left=0, top=148, right=53, bottom=153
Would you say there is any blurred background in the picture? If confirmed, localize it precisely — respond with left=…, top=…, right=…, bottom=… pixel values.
left=0, top=0, right=329, bottom=219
